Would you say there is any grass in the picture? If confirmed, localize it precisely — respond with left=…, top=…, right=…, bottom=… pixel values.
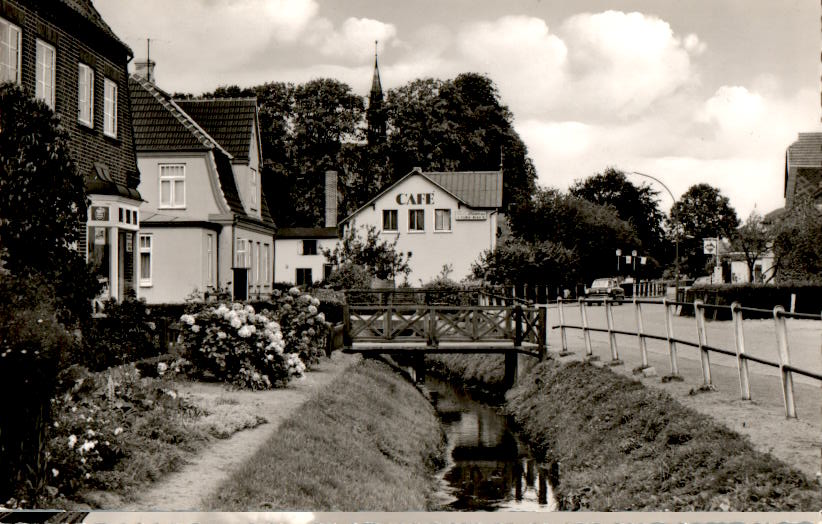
left=505, top=360, right=822, bottom=511
left=206, top=358, right=446, bottom=511
left=426, top=354, right=507, bottom=401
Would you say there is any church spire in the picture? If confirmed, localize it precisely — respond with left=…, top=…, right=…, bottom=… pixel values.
left=367, top=40, right=386, bottom=146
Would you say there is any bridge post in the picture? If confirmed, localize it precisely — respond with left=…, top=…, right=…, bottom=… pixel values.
left=694, top=300, right=713, bottom=387
left=557, top=298, right=571, bottom=356
left=342, top=303, right=352, bottom=348
left=605, top=298, right=622, bottom=365
left=504, top=305, right=523, bottom=388
left=427, top=306, right=438, bottom=347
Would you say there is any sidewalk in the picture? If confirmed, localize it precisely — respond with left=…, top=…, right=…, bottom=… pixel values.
left=544, top=328, right=821, bottom=482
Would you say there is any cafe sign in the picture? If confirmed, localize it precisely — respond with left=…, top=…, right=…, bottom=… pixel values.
left=455, top=211, right=487, bottom=221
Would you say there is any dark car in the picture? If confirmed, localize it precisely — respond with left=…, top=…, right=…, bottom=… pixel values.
left=585, top=277, right=625, bottom=304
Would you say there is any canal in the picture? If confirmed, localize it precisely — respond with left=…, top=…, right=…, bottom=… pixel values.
left=424, top=375, right=558, bottom=511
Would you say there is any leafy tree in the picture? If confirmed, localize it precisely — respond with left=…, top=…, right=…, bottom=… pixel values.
left=0, top=83, right=100, bottom=325
left=570, top=167, right=666, bottom=267
left=733, top=210, right=773, bottom=283
left=323, top=223, right=411, bottom=281
left=507, top=187, right=638, bottom=282
left=472, top=237, right=578, bottom=288
left=771, top=197, right=822, bottom=283
left=667, top=184, right=739, bottom=278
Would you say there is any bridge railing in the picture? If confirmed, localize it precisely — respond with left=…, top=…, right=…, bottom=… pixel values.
left=548, top=296, right=822, bottom=418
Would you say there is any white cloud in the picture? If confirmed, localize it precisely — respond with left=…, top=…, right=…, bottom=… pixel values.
left=309, top=17, right=398, bottom=61
left=698, top=85, right=766, bottom=133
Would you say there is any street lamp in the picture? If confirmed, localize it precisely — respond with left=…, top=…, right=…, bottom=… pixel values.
left=615, top=248, right=622, bottom=272
left=630, top=171, right=680, bottom=299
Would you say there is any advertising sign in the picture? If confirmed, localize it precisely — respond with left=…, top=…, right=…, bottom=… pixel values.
left=455, top=211, right=487, bottom=221
left=91, top=206, right=109, bottom=222
left=703, top=238, right=718, bottom=255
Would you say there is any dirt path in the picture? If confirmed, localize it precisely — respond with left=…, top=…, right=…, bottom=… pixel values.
left=117, top=351, right=361, bottom=511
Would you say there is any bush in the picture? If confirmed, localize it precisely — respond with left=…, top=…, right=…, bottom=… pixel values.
left=683, top=282, right=822, bottom=319
left=326, top=262, right=372, bottom=290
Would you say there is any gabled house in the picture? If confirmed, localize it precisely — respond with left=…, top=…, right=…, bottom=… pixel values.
left=339, top=168, right=503, bottom=284
left=2, top=0, right=142, bottom=303
left=129, top=75, right=275, bottom=303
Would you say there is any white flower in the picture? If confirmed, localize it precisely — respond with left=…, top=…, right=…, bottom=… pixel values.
left=180, top=314, right=196, bottom=325
left=164, top=389, right=178, bottom=399
left=114, top=427, right=123, bottom=436
left=87, top=429, right=95, bottom=437
left=308, top=305, right=318, bottom=315
left=216, top=304, right=229, bottom=315
left=217, top=331, right=227, bottom=340
left=244, top=304, right=255, bottom=315
left=53, top=421, right=60, bottom=428
left=157, top=362, right=168, bottom=375
left=238, top=325, right=252, bottom=338
left=191, top=325, right=201, bottom=333
left=80, top=440, right=96, bottom=453
left=266, top=354, right=274, bottom=361
left=85, top=473, right=91, bottom=479
left=230, top=317, right=242, bottom=329
left=289, top=286, right=301, bottom=296
left=316, top=313, right=325, bottom=323
left=311, top=298, right=320, bottom=307
left=68, top=435, right=77, bottom=449
left=51, top=468, right=59, bottom=478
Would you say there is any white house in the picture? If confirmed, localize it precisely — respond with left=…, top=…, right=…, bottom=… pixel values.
left=129, top=75, right=275, bottom=303
left=339, top=168, right=502, bottom=284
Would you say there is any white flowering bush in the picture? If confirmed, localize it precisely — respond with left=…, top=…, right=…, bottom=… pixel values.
left=260, top=287, right=329, bottom=367
left=179, top=303, right=305, bottom=389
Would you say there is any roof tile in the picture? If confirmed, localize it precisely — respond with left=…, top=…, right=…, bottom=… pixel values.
left=174, top=99, right=258, bottom=162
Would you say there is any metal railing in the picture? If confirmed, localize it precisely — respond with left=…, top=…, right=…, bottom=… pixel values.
left=547, top=296, right=822, bottom=419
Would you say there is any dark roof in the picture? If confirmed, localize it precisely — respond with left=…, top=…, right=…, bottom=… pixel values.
left=62, top=0, right=131, bottom=54
left=129, top=76, right=225, bottom=153
left=341, top=168, right=503, bottom=225
left=787, top=133, right=822, bottom=167
left=277, top=227, right=338, bottom=239
left=174, top=99, right=258, bottom=163
left=213, top=150, right=246, bottom=217
left=424, top=170, right=503, bottom=208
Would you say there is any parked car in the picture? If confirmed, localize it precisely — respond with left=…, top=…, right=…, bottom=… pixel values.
left=585, top=277, right=625, bottom=304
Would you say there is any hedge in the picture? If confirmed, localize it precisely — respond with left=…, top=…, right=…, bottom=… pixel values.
left=684, top=282, right=822, bottom=319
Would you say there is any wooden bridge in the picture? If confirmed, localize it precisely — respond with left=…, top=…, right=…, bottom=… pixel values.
left=338, top=295, right=547, bottom=386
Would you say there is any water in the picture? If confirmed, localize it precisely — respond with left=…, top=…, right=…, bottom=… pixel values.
left=425, top=376, right=558, bottom=511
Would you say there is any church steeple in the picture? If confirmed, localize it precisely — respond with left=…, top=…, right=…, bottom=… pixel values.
left=367, top=40, right=386, bottom=146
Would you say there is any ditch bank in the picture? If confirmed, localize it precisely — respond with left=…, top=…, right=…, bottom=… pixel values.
left=426, top=354, right=822, bottom=511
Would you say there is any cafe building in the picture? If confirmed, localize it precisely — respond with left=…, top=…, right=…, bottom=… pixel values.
left=339, top=168, right=502, bottom=284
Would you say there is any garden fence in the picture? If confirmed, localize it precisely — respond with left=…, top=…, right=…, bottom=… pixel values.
left=546, top=297, right=822, bottom=419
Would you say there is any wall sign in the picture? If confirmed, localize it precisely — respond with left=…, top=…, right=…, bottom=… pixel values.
left=396, top=193, right=434, bottom=205
left=91, top=206, right=110, bottom=221
left=455, top=211, right=487, bottom=221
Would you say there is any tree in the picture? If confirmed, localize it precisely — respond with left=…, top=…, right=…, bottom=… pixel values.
left=507, top=187, right=639, bottom=283
left=733, top=211, right=773, bottom=283
left=771, top=197, right=822, bottom=283
left=0, top=83, right=100, bottom=324
left=668, top=184, right=739, bottom=278
left=570, top=167, right=666, bottom=267
left=323, top=223, right=412, bottom=281
left=472, top=237, right=578, bottom=288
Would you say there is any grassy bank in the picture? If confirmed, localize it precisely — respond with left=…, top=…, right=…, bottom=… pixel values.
left=206, top=358, right=446, bottom=511
left=507, top=360, right=822, bottom=511
left=425, top=354, right=506, bottom=401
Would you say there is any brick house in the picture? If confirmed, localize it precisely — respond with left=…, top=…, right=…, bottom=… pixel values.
left=1, top=0, right=142, bottom=303
left=129, top=74, right=276, bottom=303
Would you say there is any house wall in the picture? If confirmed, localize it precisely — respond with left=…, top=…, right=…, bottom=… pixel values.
left=137, top=153, right=223, bottom=220
left=343, top=174, right=498, bottom=284
left=730, top=255, right=776, bottom=284
left=224, top=224, right=273, bottom=300
left=138, top=228, right=206, bottom=304
left=274, top=238, right=338, bottom=284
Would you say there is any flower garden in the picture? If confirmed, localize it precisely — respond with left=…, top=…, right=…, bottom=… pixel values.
left=0, top=286, right=334, bottom=509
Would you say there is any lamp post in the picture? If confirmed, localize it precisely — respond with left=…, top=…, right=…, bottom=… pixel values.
left=630, top=171, right=680, bottom=299
left=615, top=248, right=622, bottom=273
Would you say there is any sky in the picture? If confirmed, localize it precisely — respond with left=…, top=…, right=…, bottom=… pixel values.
left=95, top=0, right=822, bottom=220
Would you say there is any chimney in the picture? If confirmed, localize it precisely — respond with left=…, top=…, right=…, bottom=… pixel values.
left=133, top=59, right=156, bottom=83
left=325, top=170, right=338, bottom=227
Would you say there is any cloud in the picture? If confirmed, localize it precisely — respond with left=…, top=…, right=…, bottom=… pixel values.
left=309, top=17, right=398, bottom=61
left=698, top=85, right=766, bottom=133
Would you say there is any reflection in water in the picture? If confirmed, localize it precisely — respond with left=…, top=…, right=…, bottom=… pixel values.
left=426, top=377, right=557, bottom=511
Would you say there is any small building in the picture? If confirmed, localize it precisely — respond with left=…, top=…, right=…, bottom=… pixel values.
left=2, top=0, right=142, bottom=303
left=339, top=168, right=502, bottom=284
left=129, top=74, right=275, bottom=303
left=783, top=132, right=822, bottom=210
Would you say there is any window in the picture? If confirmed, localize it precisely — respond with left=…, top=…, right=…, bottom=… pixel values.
left=103, top=78, right=117, bottom=137
left=0, top=18, right=21, bottom=84
left=139, top=235, right=152, bottom=286
left=263, top=244, right=270, bottom=284
left=323, top=263, right=333, bottom=282
left=206, top=234, right=215, bottom=286
left=235, top=238, right=249, bottom=268
left=383, top=209, right=398, bottom=231
left=302, top=239, right=317, bottom=255
left=435, top=209, right=452, bottom=231
left=250, top=169, right=258, bottom=210
left=408, top=209, right=425, bottom=232
left=296, top=268, right=312, bottom=286
left=159, top=164, right=185, bottom=208
left=255, top=242, right=261, bottom=285
left=35, top=40, right=56, bottom=109
left=77, top=63, right=94, bottom=127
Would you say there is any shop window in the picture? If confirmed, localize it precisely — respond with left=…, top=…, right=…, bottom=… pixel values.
left=104, top=78, right=118, bottom=137
left=383, top=209, right=398, bottom=231
left=78, top=63, right=94, bottom=127
left=302, top=239, right=317, bottom=255
left=408, top=209, right=424, bottom=232
left=296, top=268, right=312, bottom=286
left=159, top=164, right=185, bottom=208
left=0, top=18, right=21, bottom=84
left=139, top=234, right=152, bottom=287
left=35, top=39, right=56, bottom=109
left=435, top=209, right=451, bottom=231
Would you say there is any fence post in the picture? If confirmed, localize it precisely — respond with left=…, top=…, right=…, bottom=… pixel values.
left=605, top=298, right=622, bottom=365
left=427, top=306, right=438, bottom=347
left=514, top=305, right=523, bottom=347
left=579, top=298, right=595, bottom=360
left=557, top=298, right=571, bottom=356
left=773, top=306, right=797, bottom=418
left=662, top=298, right=680, bottom=378
left=634, top=298, right=649, bottom=370
left=537, top=305, right=547, bottom=361
left=730, top=302, right=751, bottom=400
left=384, top=296, right=392, bottom=341
left=694, top=300, right=713, bottom=387
left=342, top=303, right=352, bottom=348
